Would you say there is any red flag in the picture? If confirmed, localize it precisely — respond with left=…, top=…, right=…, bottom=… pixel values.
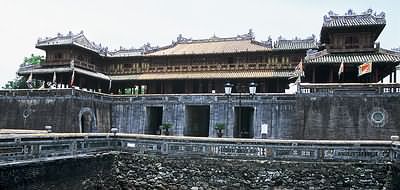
left=338, top=61, right=344, bottom=78
left=358, top=60, right=372, bottom=77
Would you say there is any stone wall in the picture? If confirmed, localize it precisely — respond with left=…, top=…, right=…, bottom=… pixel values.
left=1, top=89, right=400, bottom=140
left=2, top=152, right=397, bottom=190
left=111, top=95, right=297, bottom=139
left=105, top=153, right=396, bottom=190
left=297, top=94, right=400, bottom=140
left=0, top=153, right=115, bottom=190
left=0, top=90, right=112, bottom=133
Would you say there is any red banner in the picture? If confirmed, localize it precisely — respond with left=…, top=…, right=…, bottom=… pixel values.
left=358, top=60, right=372, bottom=76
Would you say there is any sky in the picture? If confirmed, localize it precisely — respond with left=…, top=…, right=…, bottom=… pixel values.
left=0, top=0, right=399, bottom=86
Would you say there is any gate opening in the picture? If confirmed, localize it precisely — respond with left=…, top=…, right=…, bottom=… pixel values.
left=146, top=107, right=163, bottom=135
left=185, top=106, right=210, bottom=137
left=234, top=107, right=254, bottom=138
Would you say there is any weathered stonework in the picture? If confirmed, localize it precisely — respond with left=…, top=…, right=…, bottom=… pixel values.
left=0, top=152, right=398, bottom=190
left=1, top=89, right=399, bottom=140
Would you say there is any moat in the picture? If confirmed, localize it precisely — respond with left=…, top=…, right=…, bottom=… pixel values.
left=1, top=152, right=398, bottom=190
left=1, top=133, right=400, bottom=189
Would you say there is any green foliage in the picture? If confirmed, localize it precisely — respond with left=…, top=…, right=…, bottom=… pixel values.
left=23, top=54, right=44, bottom=66
left=2, top=54, right=44, bottom=89
left=2, top=76, right=41, bottom=89
left=2, top=76, right=27, bottom=89
left=160, top=123, right=172, bottom=130
left=214, top=123, right=225, bottom=130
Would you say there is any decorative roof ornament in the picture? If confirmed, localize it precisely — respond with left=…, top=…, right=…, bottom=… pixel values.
left=235, top=29, right=255, bottom=40
left=261, top=35, right=273, bottom=48
left=363, top=8, right=373, bottom=15
left=306, top=34, right=316, bottom=40
left=376, top=11, right=385, bottom=18
left=345, top=9, right=355, bottom=16
left=323, top=9, right=386, bottom=27
left=328, top=11, right=338, bottom=16
left=248, top=29, right=254, bottom=39
left=210, top=33, right=219, bottom=40
left=273, top=35, right=318, bottom=50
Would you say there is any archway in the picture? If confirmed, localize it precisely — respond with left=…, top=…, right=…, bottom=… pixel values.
left=78, top=107, right=97, bottom=133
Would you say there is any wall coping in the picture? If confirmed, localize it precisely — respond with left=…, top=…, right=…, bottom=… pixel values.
left=0, top=133, right=398, bottom=165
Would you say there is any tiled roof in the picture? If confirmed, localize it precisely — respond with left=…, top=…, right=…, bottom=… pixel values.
left=323, top=9, right=386, bottom=28
left=36, top=31, right=108, bottom=55
left=146, top=39, right=271, bottom=56
left=110, top=71, right=292, bottom=81
left=273, top=38, right=317, bottom=50
left=18, top=66, right=110, bottom=80
left=305, top=49, right=400, bottom=64
left=108, top=49, right=144, bottom=57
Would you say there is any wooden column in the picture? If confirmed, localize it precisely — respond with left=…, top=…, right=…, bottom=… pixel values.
left=312, top=67, right=316, bottom=83
left=394, top=68, right=397, bottom=83
left=161, top=80, right=165, bottom=93
left=329, top=67, right=333, bottom=83
left=276, top=78, right=280, bottom=92
left=198, top=80, right=203, bottom=93
left=208, top=80, right=213, bottom=93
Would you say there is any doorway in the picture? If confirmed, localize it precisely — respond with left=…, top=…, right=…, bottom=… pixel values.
left=146, top=107, right=163, bottom=135
left=234, top=107, right=254, bottom=138
left=185, top=106, right=210, bottom=137
left=79, top=107, right=97, bottom=133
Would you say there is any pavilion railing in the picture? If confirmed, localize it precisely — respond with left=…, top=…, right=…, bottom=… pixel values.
left=0, top=133, right=398, bottom=165
left=299, top=83, right=400, bottom=94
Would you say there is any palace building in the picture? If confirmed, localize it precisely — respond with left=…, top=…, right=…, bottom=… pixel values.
left=4, top=9, right=400, bottom=140
left=18, top=9, right=400, bottom=95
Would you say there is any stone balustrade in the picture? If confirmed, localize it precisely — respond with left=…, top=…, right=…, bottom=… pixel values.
left=299, top=83, right=400, bottom=94
left=1, top=133, right=399, bottom=165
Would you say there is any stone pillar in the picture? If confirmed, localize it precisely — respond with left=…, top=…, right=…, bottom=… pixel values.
left=329, top=67, right=333, bottom=82
left=227, top=99, right=234, bottom=138
left=163, top=103, right=185, bottom=136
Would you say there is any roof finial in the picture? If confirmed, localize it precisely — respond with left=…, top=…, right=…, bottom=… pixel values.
left=346, top=9, right=355, bottom=16
left=377, top=11, right=385, bottom=18
left=248, top=29, right=254, bottom=38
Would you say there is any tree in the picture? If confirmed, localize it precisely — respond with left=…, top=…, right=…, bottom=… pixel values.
left=2, top=54, right=44, bottom=89
left=22, top=54, right=44, bottom=66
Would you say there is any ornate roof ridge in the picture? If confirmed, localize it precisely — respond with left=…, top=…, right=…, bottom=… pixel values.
left=273, top=35, right=318, bottom=50
left=305, top=48, right=400, bottom=64
left=378, top=48, right=400, bottom=57
left=37, top=31, right=110, bottom=55
left=174, top=29, right=255, bottom=44
left=275, top=35, right=316, bottom=42
left=305, top=49, right=329, bottom=61
left=323, top=9, right=386, bottom=27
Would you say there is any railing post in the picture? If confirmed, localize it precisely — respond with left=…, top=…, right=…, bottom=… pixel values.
left=161, top=142, right=168, bottom=154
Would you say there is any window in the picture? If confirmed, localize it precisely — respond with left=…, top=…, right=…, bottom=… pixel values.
left=344, top=36, right=359, bottom=49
